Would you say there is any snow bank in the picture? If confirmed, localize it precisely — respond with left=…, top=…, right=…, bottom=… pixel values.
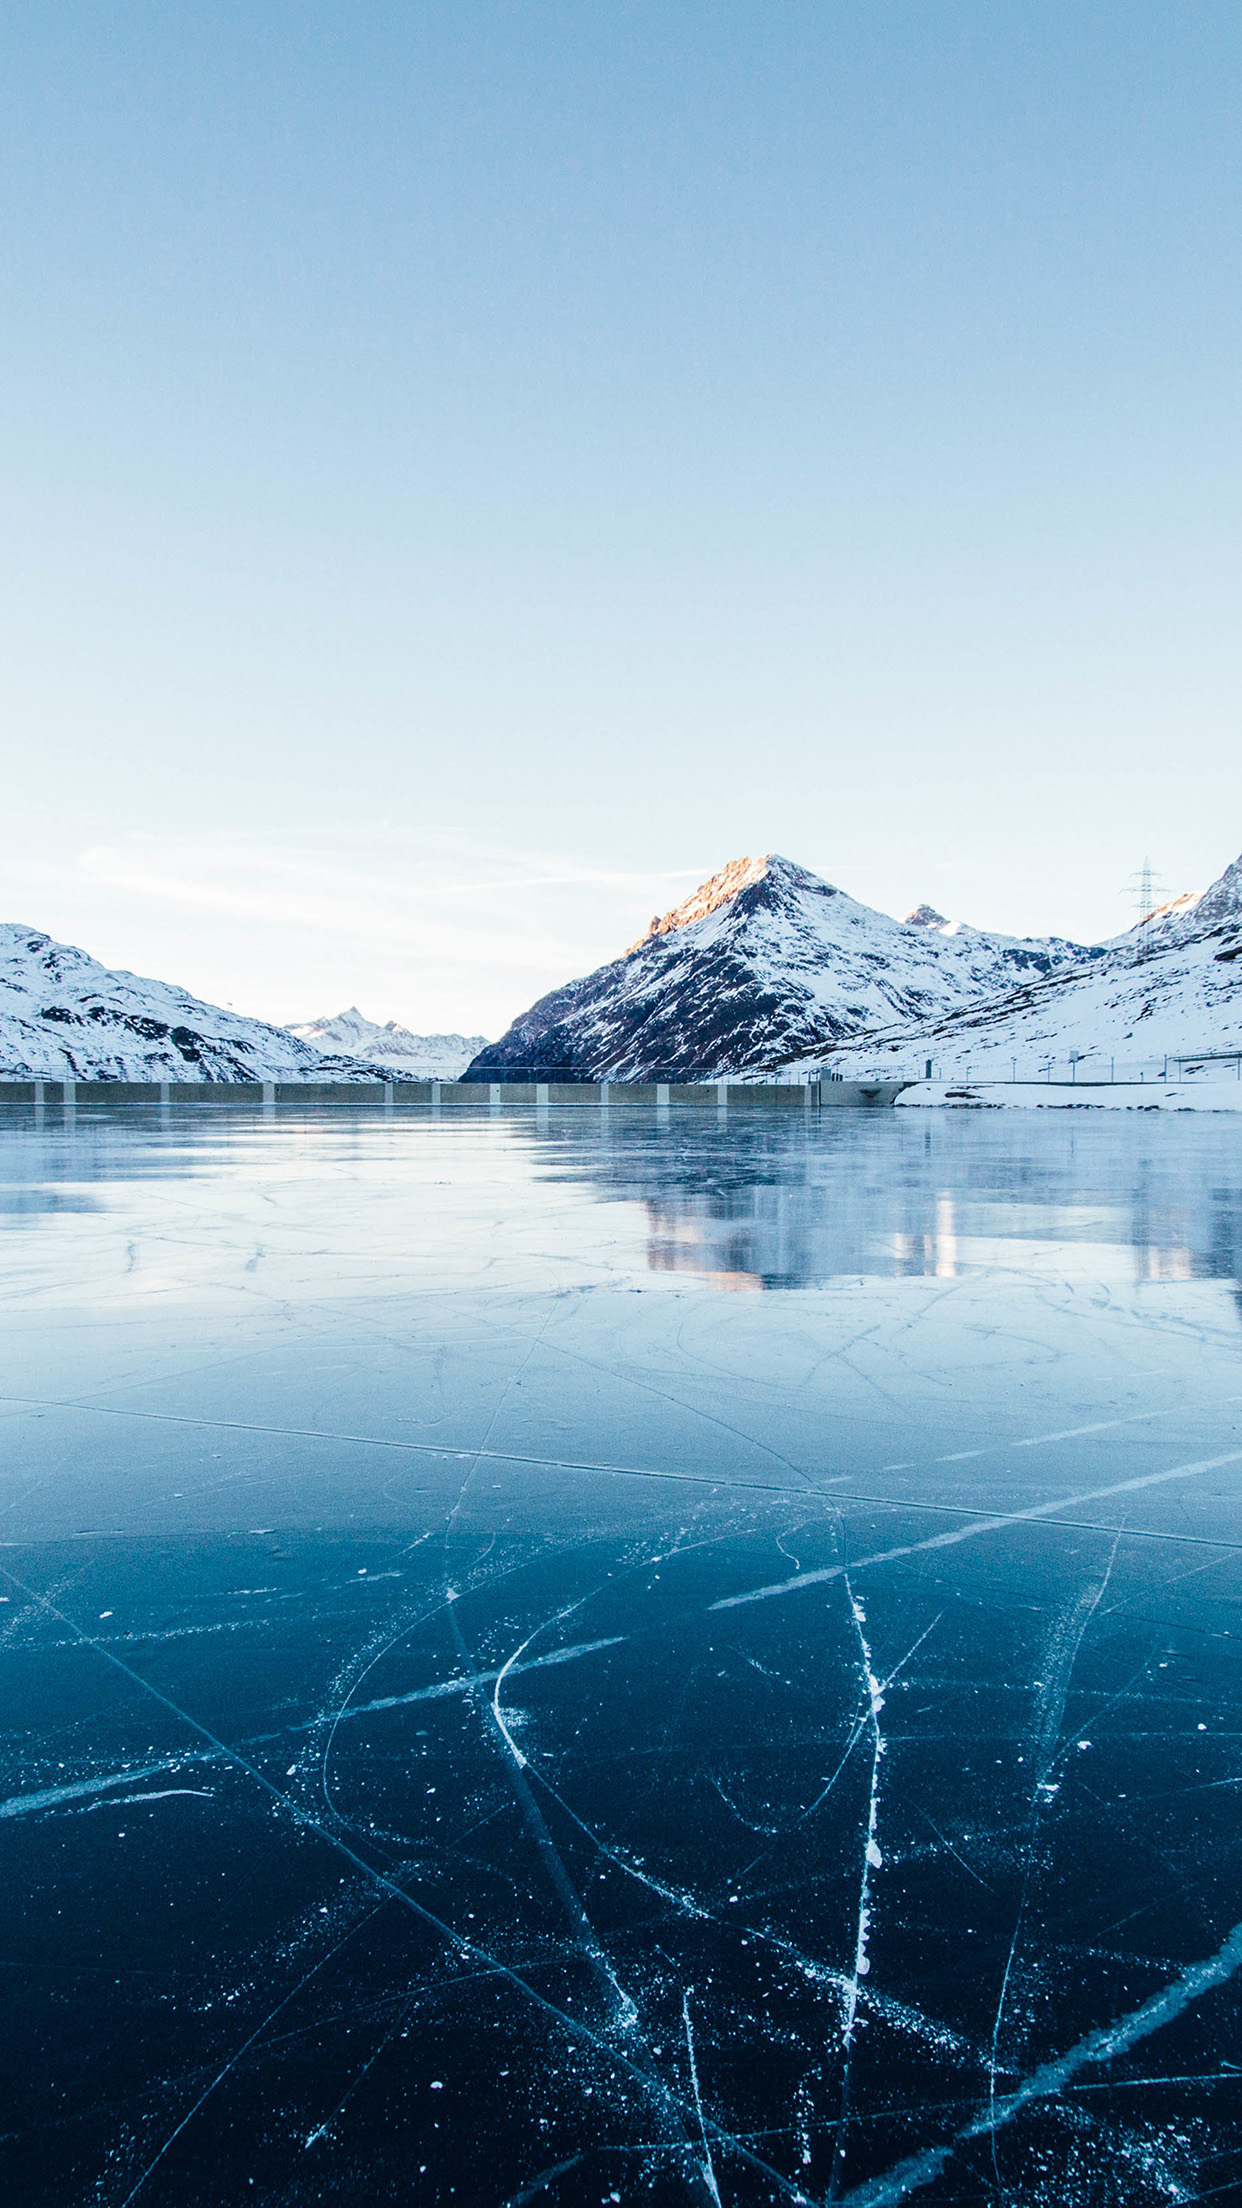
left=897, top=1080, right=1242, bottom=1112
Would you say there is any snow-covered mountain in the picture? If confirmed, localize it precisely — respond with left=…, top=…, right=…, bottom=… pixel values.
left=12, top=842, right=1236, bottom=1092
left=1166, top=846, right=1242, bottom=936
left=0, top=926, right=396, bottom=1082
left=286, top=1008, right=489, bottom=1081
left=794, top=848, right=1242, bottom=1084
left=463, top=854, right=1103, bottom=1082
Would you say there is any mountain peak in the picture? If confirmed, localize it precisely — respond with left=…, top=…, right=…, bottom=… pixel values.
left=287, top=1006, right=488, bottom=1077
left=905, top=904, right=948, bottom=929
left=624, top=853, right=836, bottom=955
left=468, top=852, right=1097, bottom=1082
left=627, top=855, right=771, bottom=953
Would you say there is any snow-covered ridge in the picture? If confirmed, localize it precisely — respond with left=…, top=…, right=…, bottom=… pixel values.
left=466, top=852, right=1104, bottom=1082
left=789, top=846, right=1242, bottom=1085
left=0, top=926, right=401, bottom=1082
left=287, top=1008, right=488, bottom=1081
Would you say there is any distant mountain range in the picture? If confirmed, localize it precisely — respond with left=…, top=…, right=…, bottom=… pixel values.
left=287, top=1008, right=488, bottom=1081
left=800, top=849, right=1242, bottom=1083
left=0, top=926, right=469, bottom=1082
left=463, top=854, right=1105, bottom=1081
left=3, top=843, right=1240, bottom=1088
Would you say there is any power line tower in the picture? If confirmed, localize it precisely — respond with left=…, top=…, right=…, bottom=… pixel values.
left=1125, top=856, right=1164, bottom=952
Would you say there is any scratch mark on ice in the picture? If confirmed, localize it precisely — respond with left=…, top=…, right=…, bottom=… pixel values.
left=117, top=1901, right=391, bottom=2205
left=987, top=1529, right=1126, bottom=2182
left=501, top=2154, right=586, bottom=2206
left=683, top=1989, right=722, bottom=2208
left=841, top=1917, right=1242, bottom=2206
left=339, top=1636, right=626, bottom=1723
left=842, top=1584, right=885, bottom=2048
left=449, top=1598, right=641, bottom=2035
left=711, top=1451, right=1242, bottom=1611
left=0, top=1567, right=815, bottom=2208
left=829, top=1579, right=886, bottom=2204
left=0, top=1753, right=220, bottom=1818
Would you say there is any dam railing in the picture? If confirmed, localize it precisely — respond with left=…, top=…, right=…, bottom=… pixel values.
left=0, top=1078, right=908, bottom=1110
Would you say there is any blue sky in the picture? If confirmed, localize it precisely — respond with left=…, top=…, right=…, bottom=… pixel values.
left=2, top=3, right=1240, bottom=1032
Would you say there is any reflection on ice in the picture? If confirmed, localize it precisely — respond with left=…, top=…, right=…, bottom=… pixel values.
left=1, top=1094, right=1242, bottom=2206
left=565, top=1114, right=1242, bottom=1289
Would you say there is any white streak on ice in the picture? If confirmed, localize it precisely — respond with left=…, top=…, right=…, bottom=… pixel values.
left=711, top=1452, right=1242, bottom=1612
left=0, top=1753, right=220, bottom=1818
left=341, top=1635, right=626, bottom=1722
left=109, top=1788, right=215, bottom=1805
left=842, top=1585, right=885, bottom=2049
left=841, top=1918, right=1242, bottom=2207
left=683, top=1990, right=722, bottom=2208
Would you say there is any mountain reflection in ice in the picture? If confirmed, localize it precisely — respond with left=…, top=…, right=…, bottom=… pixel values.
left=546, top=1108, right=1242, bottom=1292
left=2, top=1093, right=1242, bottom=2208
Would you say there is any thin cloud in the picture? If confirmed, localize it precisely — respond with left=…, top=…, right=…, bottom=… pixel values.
left=0, top=830, right=716, bottom=1028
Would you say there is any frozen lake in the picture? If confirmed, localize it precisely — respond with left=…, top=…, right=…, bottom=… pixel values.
left=2, top=1092, right=1242, bottom=2206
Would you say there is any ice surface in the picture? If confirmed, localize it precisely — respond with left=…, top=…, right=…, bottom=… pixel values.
left=2, top=1091, right=1242, bottom=2205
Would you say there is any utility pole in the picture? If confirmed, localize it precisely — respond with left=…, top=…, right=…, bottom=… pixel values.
left=1125, top=857, right=1164, bottom=953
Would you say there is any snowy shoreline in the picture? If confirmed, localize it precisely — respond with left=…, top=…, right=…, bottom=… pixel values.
left=897, top=1080, right=1242, bottom=1112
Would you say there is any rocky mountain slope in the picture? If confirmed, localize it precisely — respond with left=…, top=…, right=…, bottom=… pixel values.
left=0, top=926, right=395, bottom=1082
left=797, top=849, right=1242, bottom=1085
left=464, top=854, right=1103, bottom=1082
left=1170, top=845, right=1242, bottom=935
left=287, top=1007, right=488, bottom=1081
